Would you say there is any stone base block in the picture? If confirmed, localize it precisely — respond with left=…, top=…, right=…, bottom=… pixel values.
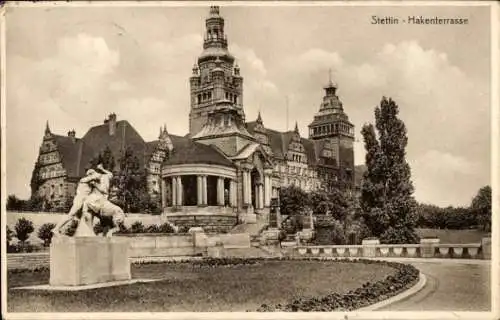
left=362, top=238, right=380, bottom=257
left=50, top=236, right=131, bottom=287
left=262, top=229, right=280, bottom=245
left=420, top=238, right=440, bottom=258
left=297, top=229, right=315, bottom=243
left=240, top=213, right=257, bottom=224
left=481, top=237, right=491, bottom=259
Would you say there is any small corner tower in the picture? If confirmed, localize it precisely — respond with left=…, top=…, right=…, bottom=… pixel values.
left=308, top=71, right=355, bottom=188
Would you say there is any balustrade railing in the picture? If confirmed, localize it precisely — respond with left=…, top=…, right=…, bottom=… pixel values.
left=291, top=242, right=486, bottom=259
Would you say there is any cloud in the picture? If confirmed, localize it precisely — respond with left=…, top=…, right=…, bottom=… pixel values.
left=5, top=26, right=489, bottom=207
left=248, top=40, right=490, bottom=206
left=6, top=33, right=121, bottom=198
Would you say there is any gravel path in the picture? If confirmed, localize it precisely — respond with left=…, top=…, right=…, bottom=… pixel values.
left=378, top=259, right=491, bottom=311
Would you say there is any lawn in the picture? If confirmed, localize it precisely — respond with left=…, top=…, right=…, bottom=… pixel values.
left=8, top=260, right=395, bottom=312
left=416, top=228, right=489, bottom=244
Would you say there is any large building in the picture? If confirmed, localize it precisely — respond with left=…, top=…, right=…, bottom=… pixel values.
left=31, top=6, right=358, bottom=232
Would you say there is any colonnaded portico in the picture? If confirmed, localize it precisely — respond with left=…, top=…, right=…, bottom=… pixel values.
left=160, top=148, right=279, bottom=232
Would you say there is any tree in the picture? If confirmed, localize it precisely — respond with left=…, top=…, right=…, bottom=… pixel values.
left=115, top=147, right=153, bottom=213
left=37, top=223, right=56, bottom=247
left=279, top=185, right=310, bottom=217
left=90, top=146, right=115, bottom=171
left=14, top=218, right=35, bottom=246
left=360, top=97, right=419, bottom=244
left=30, top=161, right=43, bottom=196
left=471, top=185, right=491, bottom=232
left=6, top=195, right=24, bottom=211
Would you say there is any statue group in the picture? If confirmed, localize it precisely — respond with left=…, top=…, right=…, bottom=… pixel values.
left=52, top=164, right=126, bottom=238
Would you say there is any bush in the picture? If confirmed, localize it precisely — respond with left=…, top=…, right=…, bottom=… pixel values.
left=158, top=222, right=175, bottom=233
left=37, top=223, right=56, bottom=247
left=379, top=226, right=420, bottom=244
left=64, top=219, right=79, bottom=236
left=14, top=218, right=35, bottom=245
left=6, top=226, right=13, bottom=245
left=7, top=195, right=24, bottom=211
left=129, top=221, right=146, bottom=234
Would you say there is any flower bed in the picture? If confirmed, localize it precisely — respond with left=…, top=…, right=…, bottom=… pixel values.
left=256, top=258, right=419, bottom=312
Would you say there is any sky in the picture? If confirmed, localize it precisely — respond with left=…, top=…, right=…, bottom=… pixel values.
left=3, top=3, right=493, bottom=207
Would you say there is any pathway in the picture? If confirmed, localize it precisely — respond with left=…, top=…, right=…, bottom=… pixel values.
left=376, top=258, right=491, bottom=311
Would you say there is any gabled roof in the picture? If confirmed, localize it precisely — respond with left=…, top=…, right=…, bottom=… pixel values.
left=162, top=135, right=234, bottom=167
left=51, top=120, right=149, bottom=178
left=81, top=120, right=147, bottom=170
left=246, top=121, right=318, bottom=164
left=52, top=135, right=93, bottom=178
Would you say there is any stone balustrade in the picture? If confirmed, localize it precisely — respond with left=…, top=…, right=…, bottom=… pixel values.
left=7, top=235, right=491, bottom=270
left=288, top=239, right=488, bottom=260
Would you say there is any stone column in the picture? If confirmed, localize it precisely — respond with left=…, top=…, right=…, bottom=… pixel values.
left=177, top=176, right=183, bottom=206
left=161, top=178, right=167, bottom=209
left=229, top=180, right=236, bottom=207
left=247, top=172, right=253, bottom=206
left=242, top=170, right=249, bottom=205
left=197, top=175, right=203, bottom=206
left=264, top=169, right=272, bottom=207
left=217, top=177, right=224, bottom=206
left=254, top=184, right=259, bottom=208
left=202, top=175, right=208, bottom=205
left=171, top=177, right=177, bottom=207
left=258, top=184, right=264, bottom=210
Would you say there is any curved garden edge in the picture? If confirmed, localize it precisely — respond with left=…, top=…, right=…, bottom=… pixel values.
left=356, top=272, right=427, bottom=311
left=7, top=256, right=422, bottom=312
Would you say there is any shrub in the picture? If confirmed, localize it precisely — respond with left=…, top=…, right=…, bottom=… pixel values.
left=6, top=226, right=13, bottom=245
left=177, top=226, right=190, bottom=233
left=64, top=219, right=79, bottom=237
left=7, top=195, right=24, bottom=211
left=145, top=224, right=161, bottom=233
left=129, top=221, right=146, bottom=234
left=379, top=226, right=420, bottom=244
left=158, top=222, right=175, bottom=234
left=14, top=218, right=35, bottom=246
left=37, top=223, right=56, bottom=247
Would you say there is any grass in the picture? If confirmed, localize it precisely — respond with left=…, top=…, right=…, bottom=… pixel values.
left=416, top=228, right=489, bottom=244
left=8, top=260, right=395, bottom=312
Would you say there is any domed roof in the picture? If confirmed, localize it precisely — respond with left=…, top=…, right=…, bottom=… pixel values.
left=198, top=47, right=234, bottom=61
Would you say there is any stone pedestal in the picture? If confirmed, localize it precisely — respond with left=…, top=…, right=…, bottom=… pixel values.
left=297, top=229, right=315, bottom=244
left=362, top=238, right=380, bottom=257
left=481, top=236, right=491, bottom=259
left=420, top=238, right=440, bottom=258
left=207, top=241, right=225, bottom=258
left=50, top=236, right=131, bottom=287
left=262, top=228, right=281, bottom=245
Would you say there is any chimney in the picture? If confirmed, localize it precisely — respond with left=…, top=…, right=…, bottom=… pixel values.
left=108, top=113, right=117, bottom=136
left=68, top=129, right=76, bottom=143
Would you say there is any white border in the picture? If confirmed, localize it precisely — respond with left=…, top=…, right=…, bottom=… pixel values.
left=1, top=1, right=498, bottom=320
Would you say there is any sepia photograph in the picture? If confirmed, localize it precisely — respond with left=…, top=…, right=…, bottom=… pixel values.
left=1, top=1, right=498, bottom=319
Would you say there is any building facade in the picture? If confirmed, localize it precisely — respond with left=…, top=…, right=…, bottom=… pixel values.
left=30, top=6, right=357, bottom=232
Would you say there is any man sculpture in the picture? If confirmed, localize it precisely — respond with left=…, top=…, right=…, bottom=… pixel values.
left=53, top=164, right=126, bottom=237
left=82, top=164, right=126, bottom=237
left=52, top=168, right=101, bottom=236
